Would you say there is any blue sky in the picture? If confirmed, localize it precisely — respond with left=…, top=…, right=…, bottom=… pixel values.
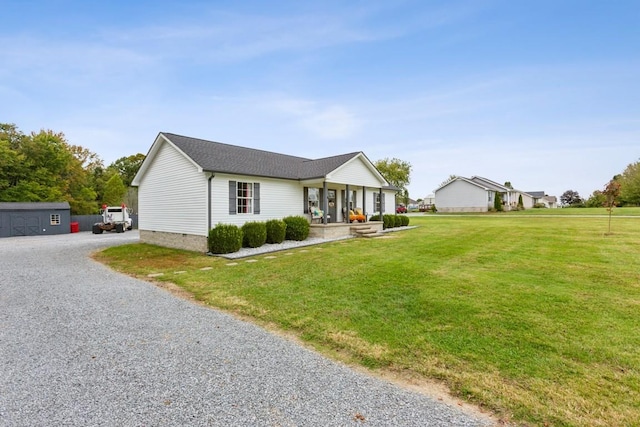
left=2, top=0, right=638, bottom=200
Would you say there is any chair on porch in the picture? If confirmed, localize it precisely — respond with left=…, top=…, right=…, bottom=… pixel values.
left=349, top=208, right=366, bottom=223
left=310, top=207, right=325, bottom=224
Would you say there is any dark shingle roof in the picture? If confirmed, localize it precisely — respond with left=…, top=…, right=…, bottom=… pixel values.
left=163, top=133, right=361, bottom=180
left=526, top=191, right=546, bottom=198
left=0, top=202, right=70, bottom=211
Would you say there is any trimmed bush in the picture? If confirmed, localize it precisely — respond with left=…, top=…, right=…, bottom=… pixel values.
left=400, top=215, right=410, bottom=226
left=382, top=214, right=395, bottom=229
left=241, top=221, right=267, bottom=248
left=266, top=219, right=287, bottom=244
left=393, top=215, right=403, bottom=228
left=208, top=223, right=242, bottom=254
left=283, top=215, right=310, bottom=241
left=369, top=214, right=381, bottom=222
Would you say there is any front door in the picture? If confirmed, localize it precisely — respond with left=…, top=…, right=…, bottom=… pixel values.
left=327, top=189, right=337, bottom=223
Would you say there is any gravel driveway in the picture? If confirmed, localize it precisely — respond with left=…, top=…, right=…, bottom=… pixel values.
left=0, top=231, right=492, bottom=426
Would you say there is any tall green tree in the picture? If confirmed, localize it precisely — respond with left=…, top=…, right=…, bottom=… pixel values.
left=585, top=190, right=606, bottom=208
left=109, top=153, right=145, bottom=187
left=102, top=174, right=127, bottom=206
left=561, top=190, right=583, bottom=207
left=374, top=157, right=412, bottom=204
left=0, top=123, right=101, bottom=214
left=619, top=160, right=640, bottom=206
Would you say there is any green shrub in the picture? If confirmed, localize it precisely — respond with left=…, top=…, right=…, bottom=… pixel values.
left=382, top=214, right=395, bottom=229
left=241, top=221, right=267, bottom=248
left=369, top=214, right=381, bottom=222
left=265, top=219, right=287, bottom=244
left=494, top=191, right=504, bottom=212
left=394, top=215, right=403, bottom=227
left=400, top=215, right=410, bottom=226
left=208, top=223, right=243, bottom=254
left=283, top=215, right=310, bottom=241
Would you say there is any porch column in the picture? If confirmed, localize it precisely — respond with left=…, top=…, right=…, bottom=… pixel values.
left=323, top=181, right=328, bottom=225
left=346, top=184, right=350, bottom=223
left=379, top=187, right=383, bottom=215
left=362, top=186, right=366, bottom=217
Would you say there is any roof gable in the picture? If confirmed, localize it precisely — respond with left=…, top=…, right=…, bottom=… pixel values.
left=470, top=176, right=510, bottom=192
left=435, top=176, right=489, bottom=192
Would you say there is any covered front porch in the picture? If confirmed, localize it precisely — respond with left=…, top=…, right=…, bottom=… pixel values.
left=303, top=181, right=392, bottom=225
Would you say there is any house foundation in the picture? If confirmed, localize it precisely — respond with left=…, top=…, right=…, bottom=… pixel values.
left=140, top=230, right=208, bottom=253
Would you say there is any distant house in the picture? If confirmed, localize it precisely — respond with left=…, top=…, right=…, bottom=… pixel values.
left=526, top=191, right=559, bottom=208
left=131, top=132, right=397, bottom=252
left=0, top=202, right=71, bottom=237
left=434, top=176, right=550, bottom=212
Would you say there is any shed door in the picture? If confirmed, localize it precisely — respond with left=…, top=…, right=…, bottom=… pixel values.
left=10, top=215, right=40, bottom=236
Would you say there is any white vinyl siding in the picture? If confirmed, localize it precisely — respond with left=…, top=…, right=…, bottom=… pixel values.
left=327, top=157, right=383, bottom=187
left=212, top=174, right=302, bottom=227
left=137, top=142, right=208, bottom=235
left=435, top=179, right=489, bottom=212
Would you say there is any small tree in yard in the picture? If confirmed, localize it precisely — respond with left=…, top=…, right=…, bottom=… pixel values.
left=604, top=179, right=621, bottom=235
left=517, top=194, right=524, bottom=210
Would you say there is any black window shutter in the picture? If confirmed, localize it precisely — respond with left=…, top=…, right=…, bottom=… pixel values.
left=254, top=183, right=260, bottom=214
left=382, top=193, right=386, bottom=213
left=229, top=181, right=236, bottom=215
left=303, top=187, right=309, bottom=214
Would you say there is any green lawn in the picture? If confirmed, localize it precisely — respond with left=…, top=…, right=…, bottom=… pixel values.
left=96, top=215, right=640, bottom=426
left=423, top=206, right=640, bottom=216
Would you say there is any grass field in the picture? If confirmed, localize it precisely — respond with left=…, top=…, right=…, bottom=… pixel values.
left=96, top=214, right=640, bottom=426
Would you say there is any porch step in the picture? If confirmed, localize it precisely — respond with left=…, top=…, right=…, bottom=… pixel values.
left=350, top=225, right=383, bottom=238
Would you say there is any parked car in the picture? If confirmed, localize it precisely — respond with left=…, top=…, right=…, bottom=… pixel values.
left=396, top=205, right=407, bottom=214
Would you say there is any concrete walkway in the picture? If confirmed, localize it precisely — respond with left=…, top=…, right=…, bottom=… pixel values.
left=0, top=231, right=492, bottom=426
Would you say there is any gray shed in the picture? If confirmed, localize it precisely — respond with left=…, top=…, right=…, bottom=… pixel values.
left=0, top=202, right=71, bottom=237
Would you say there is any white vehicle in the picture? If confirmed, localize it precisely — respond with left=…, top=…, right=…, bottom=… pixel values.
left=92, top=204, right=133, bottom=234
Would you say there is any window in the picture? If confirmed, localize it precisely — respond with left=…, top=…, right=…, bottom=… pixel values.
left=229, top=180, right=260, bottom=215
left=50, top=214, right=61, bottom=225
left=237, top=182, right=253, bottom=214
left=308, top=188, right=319, bottom=210
left=374, top=193, right=384, bottom=213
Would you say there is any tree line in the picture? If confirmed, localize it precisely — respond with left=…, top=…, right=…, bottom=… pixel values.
left=561, top=159, right=640, bottom=207
left=0, top=123, right=144, bottom=215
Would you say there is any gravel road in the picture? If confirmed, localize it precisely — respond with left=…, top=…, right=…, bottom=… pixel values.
left=0, top=231, right=493, bottom=426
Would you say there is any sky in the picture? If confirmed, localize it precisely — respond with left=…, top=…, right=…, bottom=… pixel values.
left=2, top=0, right=638, bottom=200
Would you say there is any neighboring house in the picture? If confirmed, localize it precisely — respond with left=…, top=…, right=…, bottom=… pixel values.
left=526, top=191, right=559, bottom=208
left=434, top=176, right=541, bottom=212
left=0, top=202, right=71, bottom=237
left=131, top=132, right=396, bottom=252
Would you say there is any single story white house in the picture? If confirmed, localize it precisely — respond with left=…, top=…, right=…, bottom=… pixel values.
left=434, top=176, right=551, bottom=212
left=131, top=132, right=397, bottom=252
left=526, top=191, right=559, bottom=208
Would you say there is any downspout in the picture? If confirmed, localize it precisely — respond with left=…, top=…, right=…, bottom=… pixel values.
left=207, top=173, right=215, bottom=232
